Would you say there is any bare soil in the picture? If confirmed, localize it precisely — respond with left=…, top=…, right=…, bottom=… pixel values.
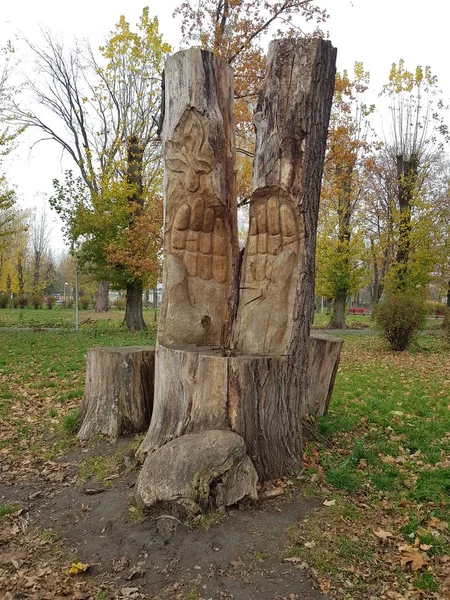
left=0, top=440, right=326, bottom=600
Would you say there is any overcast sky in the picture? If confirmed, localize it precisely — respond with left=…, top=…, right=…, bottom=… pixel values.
left=1, top=0, right=449, bottom=251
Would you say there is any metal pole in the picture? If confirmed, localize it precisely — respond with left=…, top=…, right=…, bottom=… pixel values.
left=75, top=255, right=79, bottom=331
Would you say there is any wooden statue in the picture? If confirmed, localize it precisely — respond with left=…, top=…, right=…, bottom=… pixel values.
left=135, top=39, right=338, bottom=511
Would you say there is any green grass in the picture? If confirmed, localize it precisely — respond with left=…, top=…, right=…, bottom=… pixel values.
left=0, top=503, right=20, bottom=519
left=0, top=313, right=157, bottom=462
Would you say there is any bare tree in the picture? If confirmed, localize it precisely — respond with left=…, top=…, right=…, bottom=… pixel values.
left=30, top=207, right=51, bottom=292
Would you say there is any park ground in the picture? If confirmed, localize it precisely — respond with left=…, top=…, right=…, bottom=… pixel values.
left=0, top=309, right=449, bottom=599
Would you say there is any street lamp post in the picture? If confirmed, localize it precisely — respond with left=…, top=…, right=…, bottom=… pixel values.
left=64, top=282, right=68, bottom=302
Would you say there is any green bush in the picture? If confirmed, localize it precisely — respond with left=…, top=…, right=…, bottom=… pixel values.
left=30, top=293, right=43, bottom=309
left=46, top=295, right=56, bottom=310
left=0, top=293, right=9, bottom=308
left=80, top=297, right=90, bottom=310
left=375, top=292, right=426, bottom=351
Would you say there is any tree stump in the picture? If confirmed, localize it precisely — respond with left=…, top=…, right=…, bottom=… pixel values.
left=135, top=430, right=258, bottom=517
left=78, top=347, right=155, bottom=441
left=304, top=334, right=343, bottom=418
left=137, top=39, right=337, bottom=482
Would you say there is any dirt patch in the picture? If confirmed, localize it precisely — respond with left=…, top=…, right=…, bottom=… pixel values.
left=0, top=443, right=326, bottom=600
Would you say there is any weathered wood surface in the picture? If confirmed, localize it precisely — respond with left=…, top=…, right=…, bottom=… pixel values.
left=157, top=48, right=239, bottom=348
left=139, top=40, right=336, bottom=483
left=305, top=333, right=343, bottom=418
left=137, top=336, right=342, bottom=480
left=135, top=430, right=258, bottom=517
left=78, top=347, right=155, bottom=441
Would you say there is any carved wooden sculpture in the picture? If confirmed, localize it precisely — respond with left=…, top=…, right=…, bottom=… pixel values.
left=136, top=39, right=337, bottom=507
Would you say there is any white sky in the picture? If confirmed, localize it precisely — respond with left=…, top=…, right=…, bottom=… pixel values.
left=1, top=0, right=449, bottom=251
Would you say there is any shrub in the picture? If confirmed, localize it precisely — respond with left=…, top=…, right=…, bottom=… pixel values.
left=0, top=293, right=9, bottom=308
left=18, top=295, right=28, bottom=309
left=30, top=293, right=43, bottom=309
left=80, top=297, right=90, bottom=310
left=46, top=295, right=56, bottom=310
left=375, top=291, right=426, bottom=351
left=114, top=297, right=126, bottom=310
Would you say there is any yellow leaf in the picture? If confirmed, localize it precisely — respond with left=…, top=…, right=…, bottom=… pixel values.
left=67, top=561, right=90, bottom=575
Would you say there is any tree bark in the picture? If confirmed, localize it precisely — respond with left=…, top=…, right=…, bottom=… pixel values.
left=78, top=346, right=155, bottom=441
left=304, top=333, right=343, bottom=418
left=123, top=136, right=146, bottom=331
left=139, top=41, right=336, bottom=481
left=95, top=280, right=110, bottom=312
left=124, top=279, right=146, bottom=332
left=329, top=295, right=347, bottom=329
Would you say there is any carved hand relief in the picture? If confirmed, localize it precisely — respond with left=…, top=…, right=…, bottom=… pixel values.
left=237, top=192, right=304, bottom=355
left=161, top=108, right=231, bottom=346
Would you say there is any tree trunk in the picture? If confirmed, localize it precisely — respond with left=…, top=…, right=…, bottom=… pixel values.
left=95, top=280, right=110, bottom=312
left=124, top=279, right=145, bottom=332
left=157, top=47, right=239, bottom=349
left=138, top=41, right=336, bottom=482
left=329, top=295, right=347, bottom=329
left=78, top=346, right=155, bottom=441
left=123, top=137, right=146, bottom=331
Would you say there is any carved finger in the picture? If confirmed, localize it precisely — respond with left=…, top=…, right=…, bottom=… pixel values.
left=256, top=203, right=267, bottom=234
left=254, top=254, right=267, bottom=281
left=172, top=229, right=187, bottom=251
left=257, top=233, right=268, bottom=254
left=199, top=232, right=212, bottom=254
left=248, top=234, right=258, bottom=255
left=203, top=207, right=215, bottom=233
left=280, top=203, right=297, bottom=238
left=186, top=231, right=199, bottom=253
left=212, top=218, right=227, bottom=255
left=267, top=197, right=280, bottom=235
left=213, top=255, right=227, bottom=283
left=197, top=253, right=213, bottom=280
left=185, top=251, right=197, bottom=277
left=173, top=204, right=191, bottom=231
left=190, top=197, right=205, bottom=231
left=250, top=216, right=258, bottom=235
left=268, top=234, right=282, bottom=255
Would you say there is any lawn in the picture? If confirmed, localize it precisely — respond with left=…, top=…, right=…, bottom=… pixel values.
left=292, top=333, right=450, bottom=598
left=0, top=317, right=449, bottom=599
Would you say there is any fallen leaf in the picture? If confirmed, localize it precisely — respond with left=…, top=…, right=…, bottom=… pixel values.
left=373, top=529, right=393, bottom=540
left=67, top=561, right=90, bottom=575
left=304, top=541, right=316, bottom=549
left=400, top=551, right=428, bottom=571
left=320, top=578, right=331, bottom=594
left=420, top=543, right=432, bottom=551
left=323, top=499, right=336, bottom=507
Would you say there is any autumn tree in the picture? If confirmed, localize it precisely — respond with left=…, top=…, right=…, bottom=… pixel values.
left=15, top=9, right=169, bottom=329
left=316, top=64, right=375, bottom=328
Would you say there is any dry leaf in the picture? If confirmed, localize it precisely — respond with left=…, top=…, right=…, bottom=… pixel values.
left=319, top=578, right=331, bottom=594
left=304, top=541, right=316, bottom=549
left=373, top=529, right=393, bottom=540
left=419, top=544, right=432, bottom=551
left=323, top=499, right=336, bottom=507
left=400, top=551, right=428, bottom=571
